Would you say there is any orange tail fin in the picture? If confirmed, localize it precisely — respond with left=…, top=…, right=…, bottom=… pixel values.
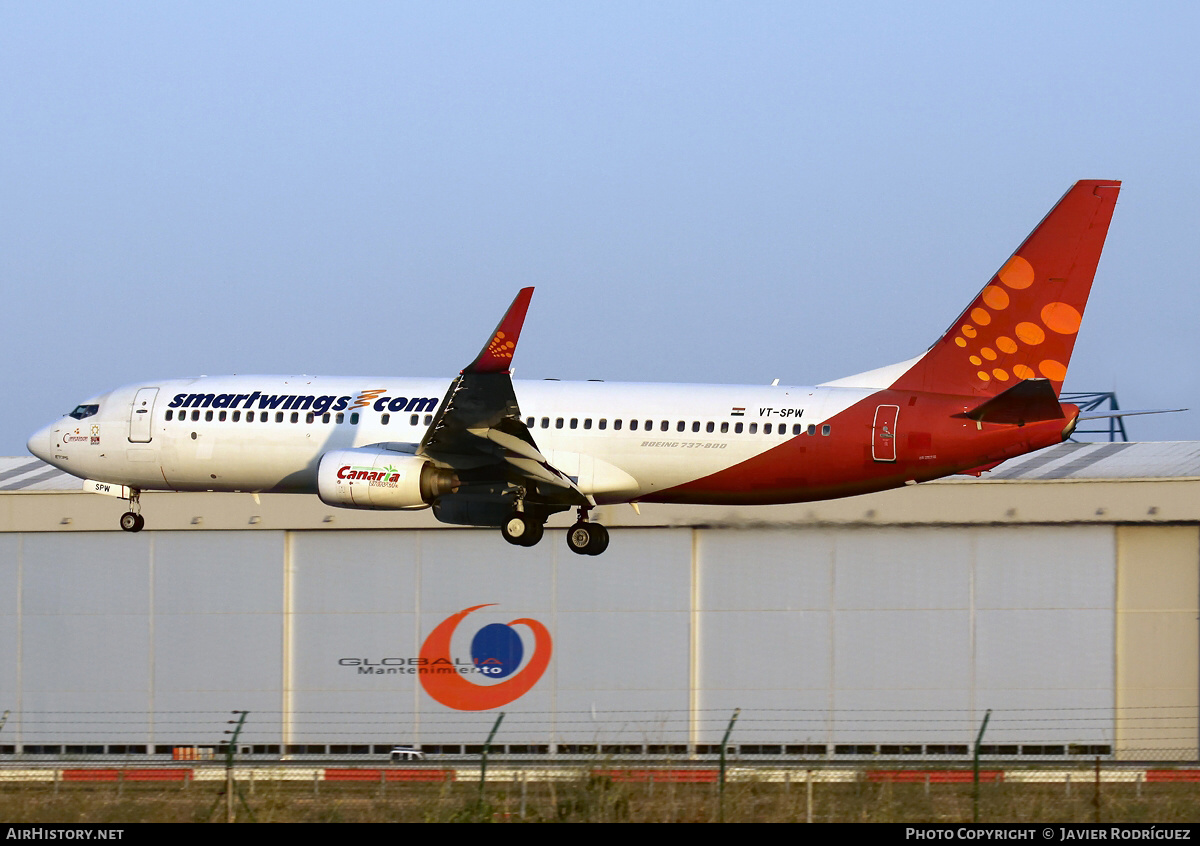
left=891, top=180, right=1120, bottom=397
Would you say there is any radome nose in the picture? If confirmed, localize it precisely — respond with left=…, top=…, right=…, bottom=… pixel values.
left=27, top=423, right=54, bottom=463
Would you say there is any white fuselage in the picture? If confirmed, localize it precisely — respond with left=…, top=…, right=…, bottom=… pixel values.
left=29, top=374, right=869, bottom=503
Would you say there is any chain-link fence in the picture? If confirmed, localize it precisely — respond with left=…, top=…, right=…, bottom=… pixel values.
left=1, top=706, right=1197, bottom=821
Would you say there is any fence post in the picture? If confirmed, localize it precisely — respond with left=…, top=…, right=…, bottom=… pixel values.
left=478, top=711, right=505, bottom=813
left=718, top=708, right=740, bottom=823
left=972, top=709, right=992, bottom=824
left=223, top=711, right=248, bottom=823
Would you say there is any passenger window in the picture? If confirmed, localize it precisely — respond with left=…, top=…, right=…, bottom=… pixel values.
left=793, top=424, right=802, bottom=435
left=584, top=419, right=592, bottom=430
left=764, top=423, right=773, bottom=434
left=411, top=414, right=419, bottom=426
left=191, top=410, right=200, bottom=422
left=205, top=411, right=214, bottom=422
left=807, top=424, right=816, bottom=435
left=692, top=421, right=700, bottom=432
left=822, top=424, right=831, bottom=436
left=233, top=411, right=240, bottom=422
left=706, top=422, right=714, bottom=433
left=541, top=417, right=550, bottom=429
left=614, top=420, right=622, bottom=430
left=336, top=413, right=344, bottom=424
left=165, top=410, right=173, bottom=421
left=424, top=415, right=433, bottom=425
left=219, top=411, right=227, bottom=422
left=720, top=422, right=729, bottom=433
left=660, top=420, right=669, bottom=432
left=381, top=413, right=390, bottom=425
left=599, top=419, right=607, bottom=430
left=350, top=412, right=359, bottom=425
left=555, top=418, right=564, bottom=429
left=322, top=413, right=330, bottom=424
left=735, top=422, right=743, bottom=433
left=570, top=418, right=578, bottom=429
left=290, top=412, right=299, bottom=423
left=677, top=421, right=685, bottom=432
left=749, top=423, right=757, bottom=434
left=525, top=417, right=534, bottom=428
left=247, top=411, right=255, bottom=422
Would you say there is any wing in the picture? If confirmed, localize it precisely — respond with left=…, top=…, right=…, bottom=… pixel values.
left=417, top=288, right=591, bottom=505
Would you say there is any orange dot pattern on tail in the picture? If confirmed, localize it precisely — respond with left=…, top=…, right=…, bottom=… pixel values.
left=949, top=251, right=1083, bottom=393
left=888, top=181, right=1118, bottom=398
left=486, top=331, right=516, bottom=361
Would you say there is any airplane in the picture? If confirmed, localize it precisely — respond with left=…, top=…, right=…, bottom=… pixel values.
left=28, top=180, right=1129, bottom=556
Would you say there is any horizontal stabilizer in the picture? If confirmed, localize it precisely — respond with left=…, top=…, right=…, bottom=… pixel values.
left=956, top=378, right=1065, bottom=425
left=1078, top=408, right=1187, bottom=420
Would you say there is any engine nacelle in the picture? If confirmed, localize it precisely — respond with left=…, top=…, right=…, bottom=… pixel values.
left=317, top=449, right=458, bottom=510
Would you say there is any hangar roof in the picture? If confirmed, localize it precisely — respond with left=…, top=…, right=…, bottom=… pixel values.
left=966, top=441, right=1200, bottom=481
left=3, top=441, right=1200, bottom=494
left=0, top=457, right=74, bottom=491
left=2, top=443, right=1199, bottom=532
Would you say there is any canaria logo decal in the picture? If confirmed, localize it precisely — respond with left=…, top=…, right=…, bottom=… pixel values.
left=418, top=604, right=552, bottom=711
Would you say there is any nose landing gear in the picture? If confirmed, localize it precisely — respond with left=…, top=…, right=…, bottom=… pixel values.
left=119, top=489, right=144, bottom=533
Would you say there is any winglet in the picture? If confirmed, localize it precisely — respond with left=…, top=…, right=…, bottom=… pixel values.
left=464, top=288, right=534, bottom=374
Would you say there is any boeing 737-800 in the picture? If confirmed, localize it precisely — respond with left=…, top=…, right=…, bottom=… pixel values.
left=28, top=181, right=1123, bottom=555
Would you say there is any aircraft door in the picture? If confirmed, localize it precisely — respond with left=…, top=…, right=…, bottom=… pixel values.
left=129, top=388, right=159, bottom=443
left=872, top=404, right=899, bottom=462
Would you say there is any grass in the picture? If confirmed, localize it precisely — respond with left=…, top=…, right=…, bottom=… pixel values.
left=1, top=774, right=1198, bottom=823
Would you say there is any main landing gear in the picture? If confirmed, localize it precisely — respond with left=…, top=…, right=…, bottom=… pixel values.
left=567, top=506, right=608, bottom=556
left=567, top=520, right=608, bottom=556
left=499, top=503, right=610, bottom=555
left=501, top=511, right=544, bottom=547
left=119, top=489, right=145, bottom=533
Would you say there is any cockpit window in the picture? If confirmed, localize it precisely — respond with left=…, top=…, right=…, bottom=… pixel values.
left=69, top=404, right=99, bottom=420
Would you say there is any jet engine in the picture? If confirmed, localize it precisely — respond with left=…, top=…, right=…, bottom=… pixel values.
left=317, top=449, right=458, bottom=510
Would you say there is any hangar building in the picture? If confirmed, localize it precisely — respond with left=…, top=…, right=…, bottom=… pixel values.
left=0, top=442, right=1196, bottom=761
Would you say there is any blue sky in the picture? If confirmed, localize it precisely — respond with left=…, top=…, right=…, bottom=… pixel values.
left=3, top=2, right=1198, bottom=454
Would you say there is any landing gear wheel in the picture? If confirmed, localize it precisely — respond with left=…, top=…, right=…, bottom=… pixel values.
left=567, top=522, right=609, bottom=556
left=501, top=513, right=544, bottom=547
left=586, top=523, right=609, bottom=555
left=119, top=512, right=145, bottom=533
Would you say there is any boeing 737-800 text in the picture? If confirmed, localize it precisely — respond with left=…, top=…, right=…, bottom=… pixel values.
left=28, top=181, right=1122, bottom=555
